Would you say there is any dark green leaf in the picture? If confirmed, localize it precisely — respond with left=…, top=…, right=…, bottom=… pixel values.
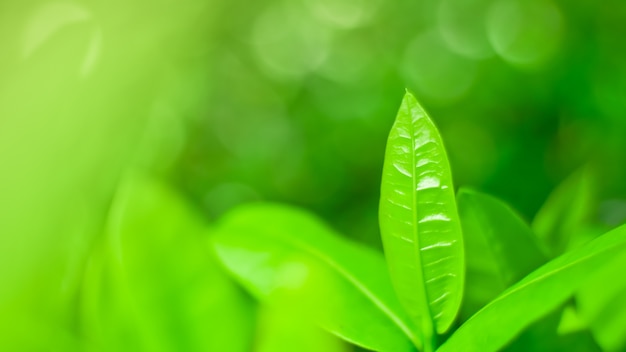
left=379, top=90, right=464, bottom=345
left=505, top=308, right=601, bottom=352
left=438, top=223, right=626, bottom=352
left=213, top=203, right=418, bottom=352
left=457, top=188, right=547, bottom=320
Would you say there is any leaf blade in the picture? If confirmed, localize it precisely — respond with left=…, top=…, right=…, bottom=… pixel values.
left=577, top=249, right=626, bottom=351
left=457, top=188, right=548, bottom=320
left=213, top=203, right=418, bottom=352
left=379, top=91, right=464, bottom=340
left=438, top=223, right=626, bottom=352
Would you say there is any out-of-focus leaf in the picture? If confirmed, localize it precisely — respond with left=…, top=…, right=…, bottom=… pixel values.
left=577, top=252, right=626, bottom=351
left=379, top=90, right=464, bottom=346
left=531, top=168, right=611, bottom=350
left=532, top=167, right=596, bottom=255
left=255, top=264, right=347, bottom=352
left=504, top=308, right=600, bottom=352
left=256, top=303, right=347, bottom=352
left=81, top=172, right=254, bottom=351
left=457, top=188, right=547, bottom=320
left=212, top=204, right=418, bottom=352
left=438, top=223, right=626, bottom=352
left=457, top=189, right=598, bottom=351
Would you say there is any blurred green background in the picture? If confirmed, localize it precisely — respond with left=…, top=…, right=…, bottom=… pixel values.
left=1, top=0, right=626, bottom=350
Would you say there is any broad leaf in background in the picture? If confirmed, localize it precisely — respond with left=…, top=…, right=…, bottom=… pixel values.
left=212, top=204, right=418, bottom=352
left=254, top=267, right=347, bottom=352
left=438, top=223, right=626, bottom=352
left=457, top=188, right=547, bottom=320
left=532, top=167, right=596, bottom=256
left=81, top=173, right=254, bottom=351
left=0, top=2, right=215, bottom=347
left=379, top=90, right=464, bottom=348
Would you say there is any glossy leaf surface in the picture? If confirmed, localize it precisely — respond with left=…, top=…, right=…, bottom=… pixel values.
left=213, top=204, right=418, bottom=352
left=439, top=223, right=626, bottom=352
left=379, top=91, right=464, bottom=341
left=532, top=167, right=596, bottom=255
left=81, top=173, right=254, bottom=351
left=457, top=189, right=547, bottom=320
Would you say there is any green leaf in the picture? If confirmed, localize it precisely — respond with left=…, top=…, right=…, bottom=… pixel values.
left=379, top=90, right=464, bottom=344
left=212, top=203, right=418, bottom=352
left=577, top=252, right=626, bottom=351
left=505, top=308, right=601, bottom=352
left=438, top=222, right=626, bottom=352
left=457, top=188, right=547, bottom=320
left=255, top=285, right=347, bottom=352
left=532, top=169, right=624, bottom=349
left=81, top=173, right=254, bottom=352
left=532, top=167, right=596, bottom=256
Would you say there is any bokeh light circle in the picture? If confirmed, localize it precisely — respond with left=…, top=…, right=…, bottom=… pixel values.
left=251, top=3, right=332, bottom=80
left=402, top=31, right=478, bottom=103
left=437, top=0, right=494, bottom=59
left=487, top=0, right=564, bottom=68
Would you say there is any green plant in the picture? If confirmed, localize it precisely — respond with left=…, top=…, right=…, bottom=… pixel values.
left=211, top=90, right=626, bottom=351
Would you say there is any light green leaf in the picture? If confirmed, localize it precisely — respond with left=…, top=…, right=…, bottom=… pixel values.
left=532, top=167, right=596, bottom=255
left=213, top=203, right=418, bottom=352
left=379, top=90, right=464, bottom=345
left=438, top=222, right=626, bottom=352
left=81, top=172, right=254, bottom=352
left=255, top=281, right=348, bottom=352
left=457, top=188, right=547, bottom=320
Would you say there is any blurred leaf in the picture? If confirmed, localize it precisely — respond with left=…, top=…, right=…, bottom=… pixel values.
left=577, top=253, right=626, bottom=351
left=379, top=90, right=464, bottom=346
left=255, top=269, right=347, bottom=352
left=532, top=167, right=596, bottom=255
left=256, top=305, right=346, bottom=352
left=81, top=172, right=254, bottom=351
left=505, top=308, right=600, bottom=352
left=457, top=188, right=547, bottom=320
left=212, top=204, right=418, bottom=352
left=456, top=190, right=598, bottom=351
left=438, top=222, right=626, bottom=352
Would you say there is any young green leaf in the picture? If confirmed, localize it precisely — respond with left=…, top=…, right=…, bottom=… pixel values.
left=379, top=90, right=464, bottom=346
left=81, top=173, right=254, bottom=352
left=438, top=222, right=626, bottom=352
left=213, top=204, right=418, bottom=352
left=457, top=188, right=547, bottom=320
left=532, top=167, right=596, bottom=256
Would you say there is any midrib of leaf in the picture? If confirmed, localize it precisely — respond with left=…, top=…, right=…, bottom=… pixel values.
left=278, top=233, right=419, bottom=348
left=406, top=96, right=435, bottom=350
